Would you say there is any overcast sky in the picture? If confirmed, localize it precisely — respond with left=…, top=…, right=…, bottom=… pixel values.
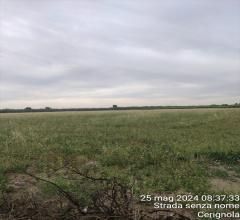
left=0, top=0, right=239, bottom=108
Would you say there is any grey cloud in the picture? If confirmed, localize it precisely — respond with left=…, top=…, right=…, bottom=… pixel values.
left=0, top=0, right=239, bottom=108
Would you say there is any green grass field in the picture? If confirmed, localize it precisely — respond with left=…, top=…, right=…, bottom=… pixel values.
left=0, top=108, right=240, bottom=218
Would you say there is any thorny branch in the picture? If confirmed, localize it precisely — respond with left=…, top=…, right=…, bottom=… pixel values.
left=0, top=166, right=194, bottom=219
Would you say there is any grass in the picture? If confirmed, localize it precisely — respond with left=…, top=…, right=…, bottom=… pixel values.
left=0, top=108, right=240, bottom=198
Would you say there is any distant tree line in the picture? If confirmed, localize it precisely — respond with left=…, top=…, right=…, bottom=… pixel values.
left=0, top=103, right=239, bottom=113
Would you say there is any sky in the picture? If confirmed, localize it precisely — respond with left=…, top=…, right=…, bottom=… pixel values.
left=0, top=0, right=239, bottom=108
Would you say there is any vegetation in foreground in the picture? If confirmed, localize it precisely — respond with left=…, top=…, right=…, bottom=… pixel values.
left=0, top=108, right=239, bottom=219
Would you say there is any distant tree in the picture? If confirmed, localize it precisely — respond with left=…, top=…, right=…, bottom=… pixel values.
left=45, top=107, right=51, bottom=110
left=25, top=107, right=32, bottom=111
left=113, top=105, right=118, bottom=109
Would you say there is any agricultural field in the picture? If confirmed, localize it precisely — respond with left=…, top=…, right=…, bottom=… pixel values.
left=0, top=108, right=240, bottom=219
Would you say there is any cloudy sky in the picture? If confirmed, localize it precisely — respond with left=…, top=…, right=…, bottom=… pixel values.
left=0, top=0, right=239, bottom=108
